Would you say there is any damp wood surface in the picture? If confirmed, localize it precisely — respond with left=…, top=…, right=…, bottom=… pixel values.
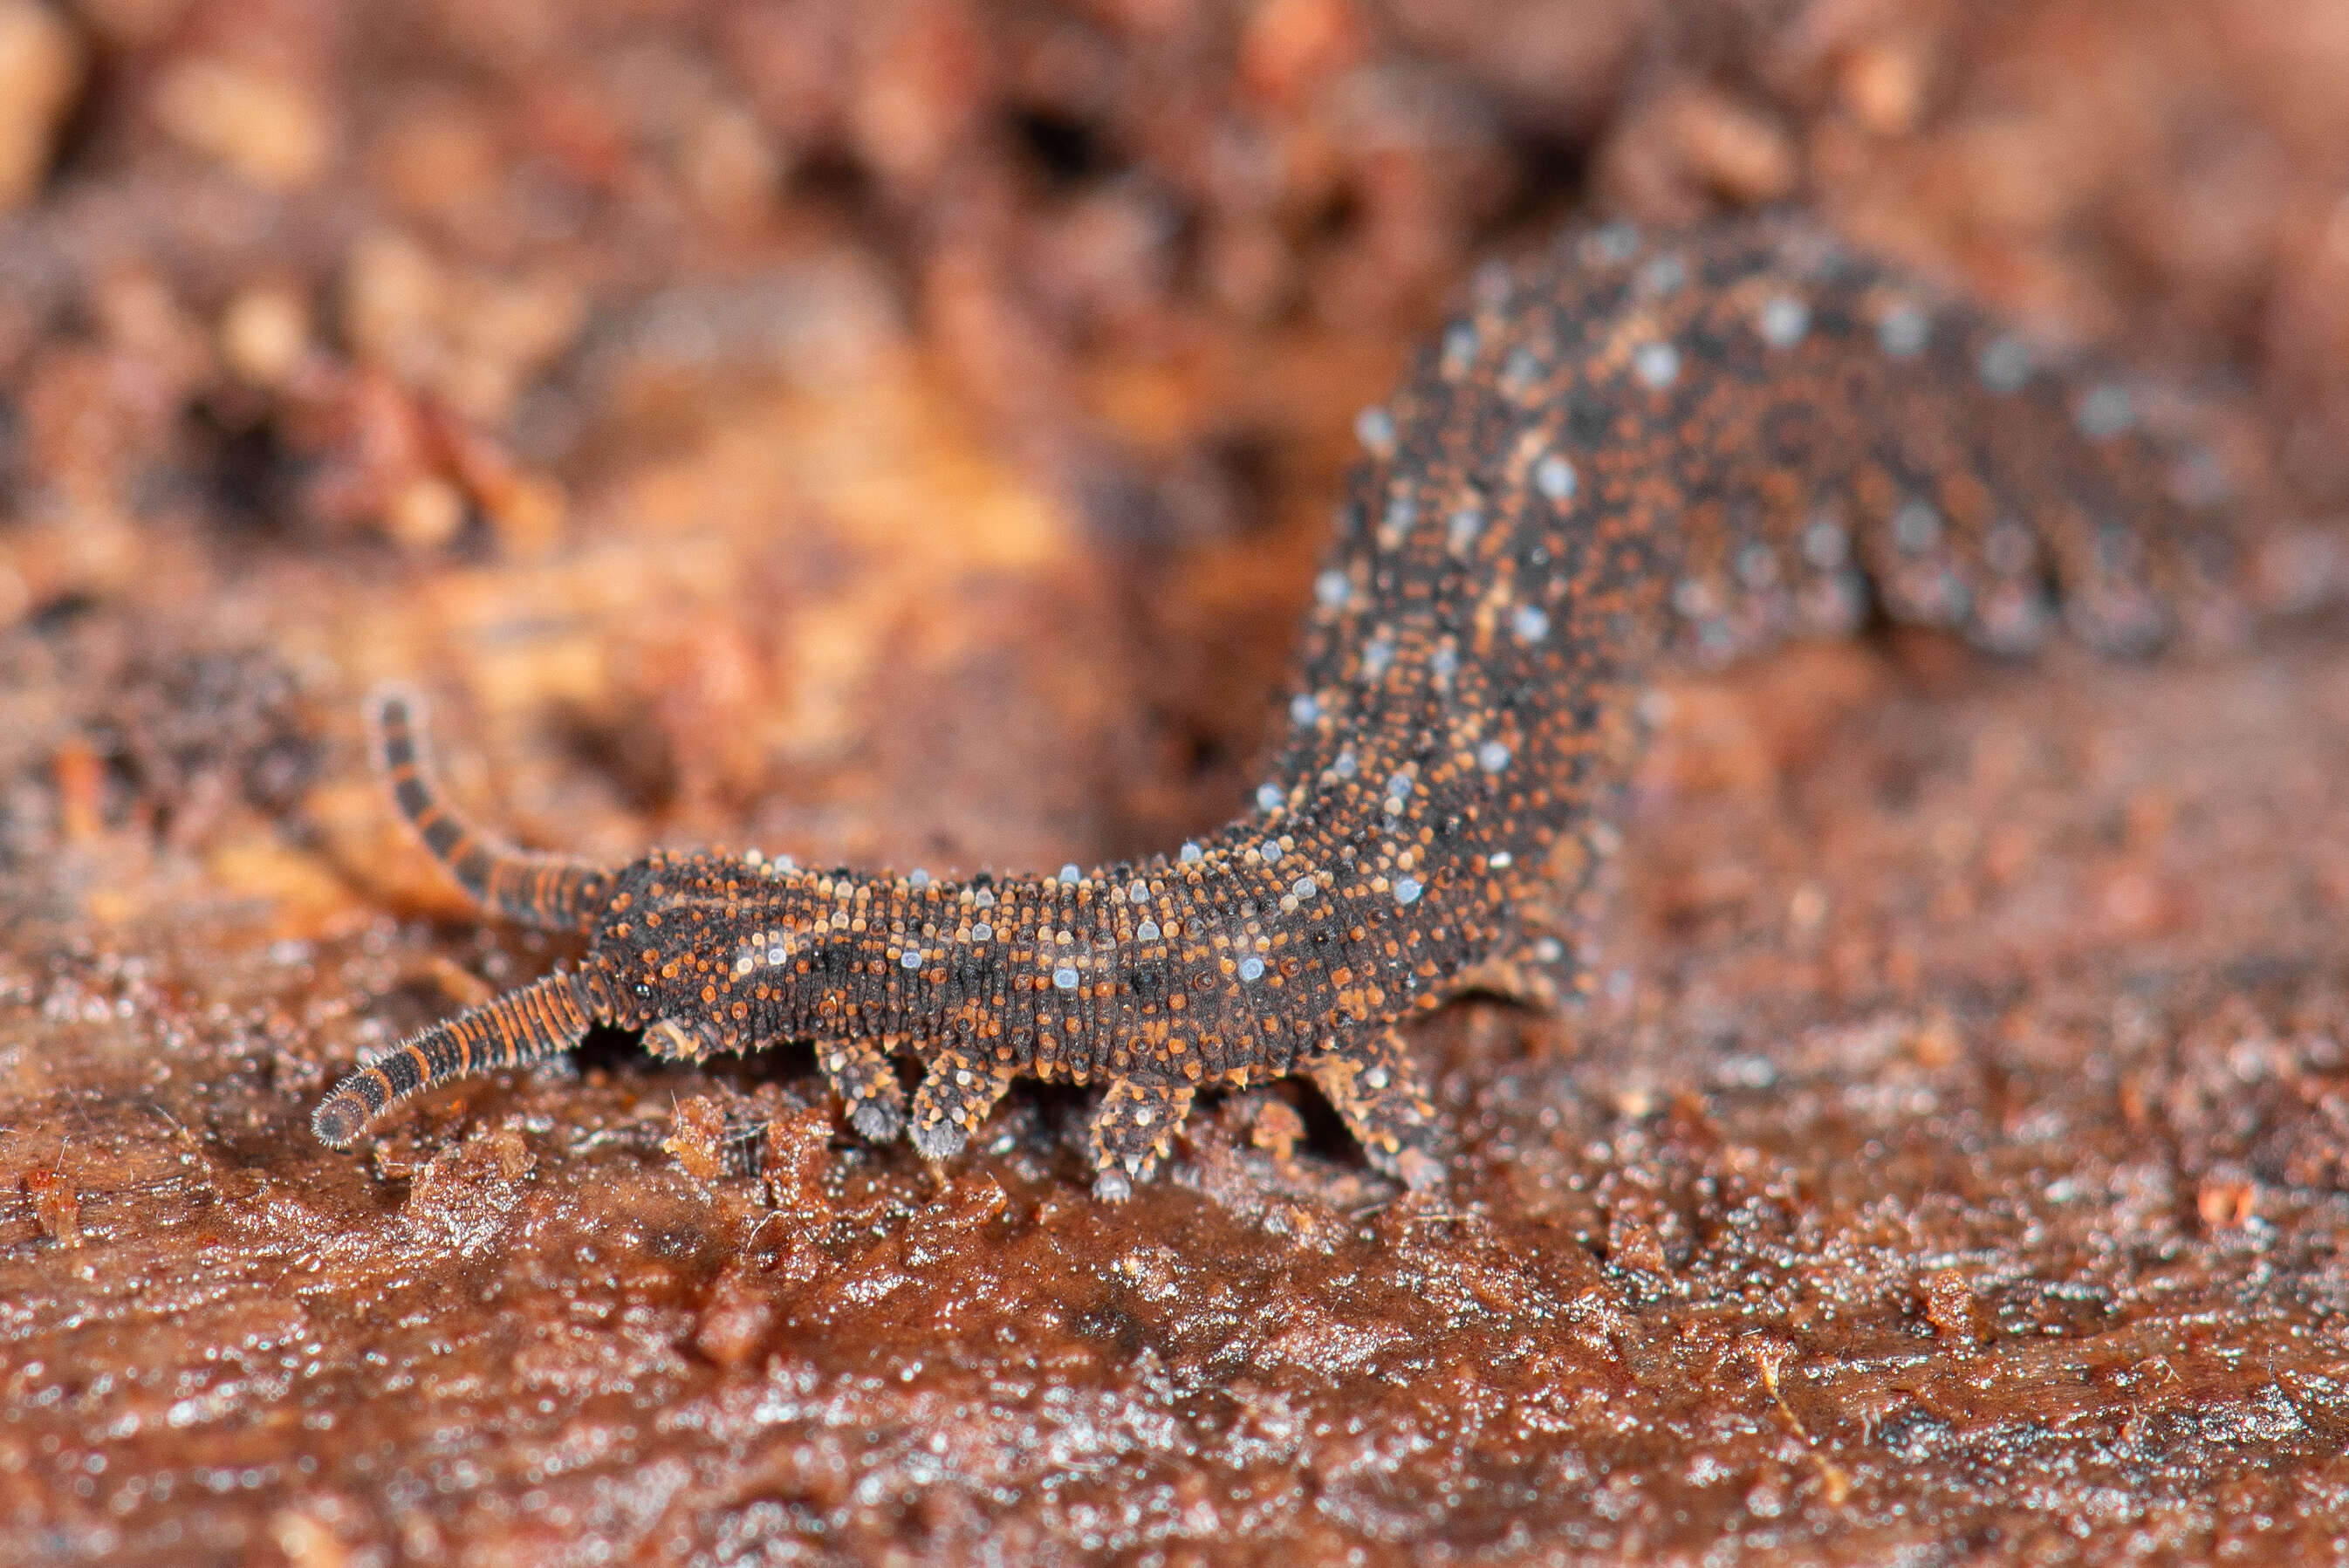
left=5, top=2, right=2349, bottom=1564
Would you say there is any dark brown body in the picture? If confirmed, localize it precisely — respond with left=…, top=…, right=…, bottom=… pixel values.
left=314, top=215, right=2247, bottom=1197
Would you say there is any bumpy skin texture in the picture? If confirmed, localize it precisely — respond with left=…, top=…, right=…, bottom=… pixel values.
left=313, top=215, right=2246, bottom=1197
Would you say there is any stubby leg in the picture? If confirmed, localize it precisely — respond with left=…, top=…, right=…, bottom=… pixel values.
left=646, top=1016, right=723, bottom=1061
left=1083, top=1078, right=1196, bottom=1202
left=907, top=1050, right=1014, bottom=1163
left=1455, top=936, right=1579, bottom=1012
left=1455, top=901, right=1584, bottom=1012
left=819, top=1037, right=907, bottom=1143
left=1304, top=1027, right=1447, bottom=1191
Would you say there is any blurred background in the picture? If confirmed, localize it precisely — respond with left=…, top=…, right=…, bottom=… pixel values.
left=3, top=0, right=2347, bottom=896
left=6, top=6, right=2349, bottom=1563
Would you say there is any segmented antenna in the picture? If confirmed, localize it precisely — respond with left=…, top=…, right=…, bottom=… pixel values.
left=311, top=970, right=594, bottom=1149
left=367, top=684, right=613, bottom=932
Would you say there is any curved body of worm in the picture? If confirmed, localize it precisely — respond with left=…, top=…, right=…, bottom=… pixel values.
left=312, top=214, right=2250, bottom=1196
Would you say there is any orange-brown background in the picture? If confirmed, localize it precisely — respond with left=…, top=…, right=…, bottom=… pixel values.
left=3, top=2, right=2348, bottom=1562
